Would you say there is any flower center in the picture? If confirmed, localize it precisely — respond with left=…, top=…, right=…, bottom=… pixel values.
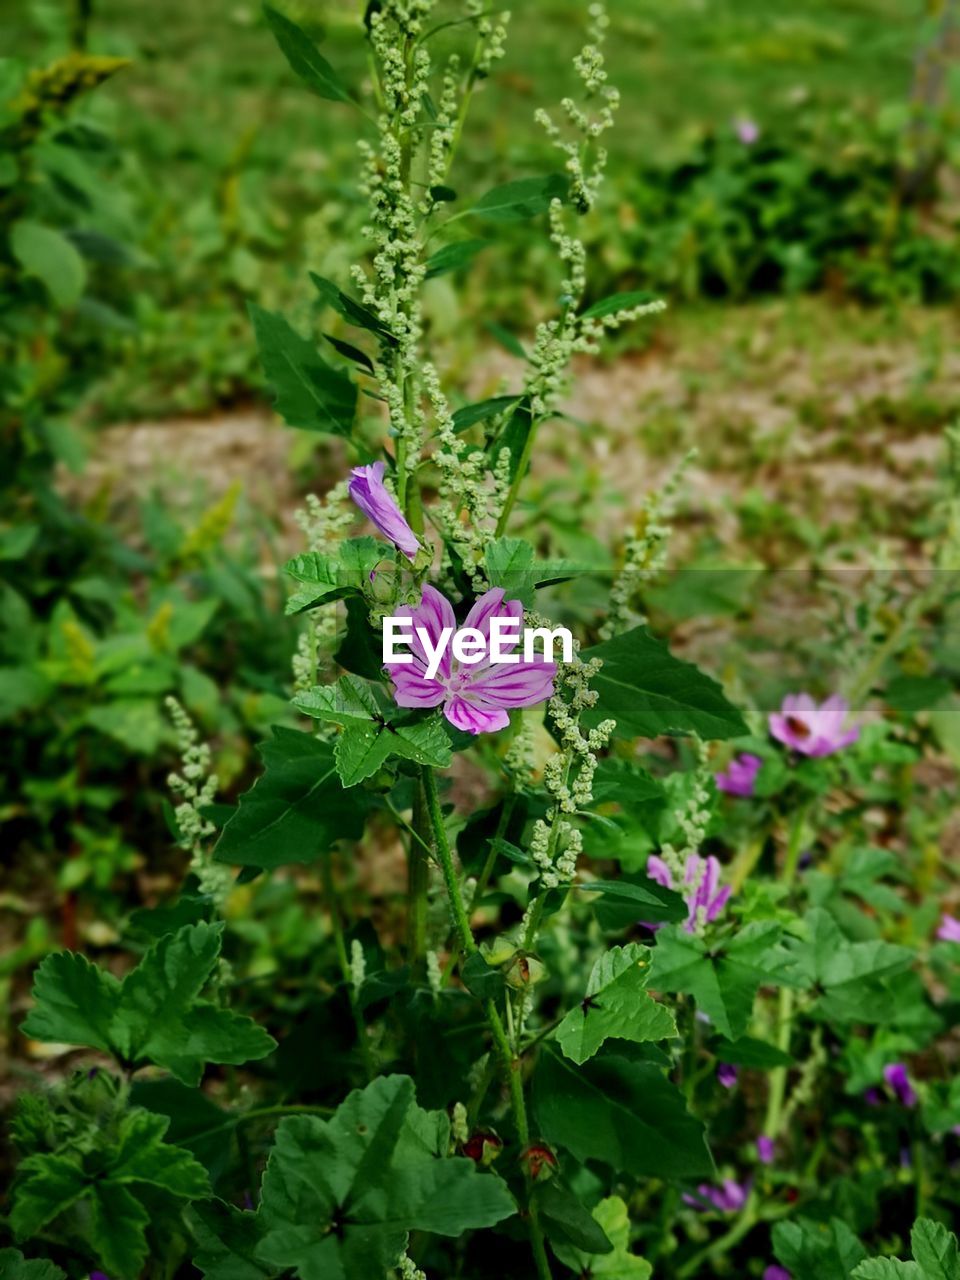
left=786, top=715, right=811, bottom=738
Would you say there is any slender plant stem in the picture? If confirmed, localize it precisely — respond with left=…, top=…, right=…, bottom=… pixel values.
left=470, top=791, right=517, bottom=908
left=419, top=766, right=553, bottom=1280
left=321, top=855, right=375, bottom=1082
left=495, top=415, right=542, bottom=536
left=407, top=779, right=429, bottom=965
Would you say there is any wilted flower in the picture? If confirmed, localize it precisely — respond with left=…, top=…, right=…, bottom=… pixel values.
left=647, top=853, right=731, bottom=933
left=348, top=461, right=420, bottom=561
left=715, top=752, right=762, bottom=797
left=757, top=1135, right=775, bottom=1165
left=769, top=693, right=859, bottom=757
left=883, top=1062, right=917, bottom=1108
left=936, top=913, right=960, bottom=943
left=683, top=1178, right=749, bottom=1213
left=717, top=1063, right=739, bottom=1089
left=734, top=115, right=760, bottom=144
left=385, top=585, right=555, bottom=734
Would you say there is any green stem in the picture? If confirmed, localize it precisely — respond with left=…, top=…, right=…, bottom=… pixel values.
left=321, top=856, right=376, bottom=1082
left=419, top=766, right=553, bottom=1280
left=407, top=780, right=429, bottom=965
left=781, top=801, right=810, bottom=889
left=470, top=791, right=517, bottom=909
left=495, top=415, right=542, bottom=537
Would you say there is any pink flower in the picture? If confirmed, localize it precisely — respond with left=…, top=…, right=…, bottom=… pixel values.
left=384, top=585, right=556, bottom=735
left=647, top=853, right=731, bottom=932
left=769, top=693, right=859, bottom=758
left=717, top=1063, right=739, bottom=1089
left=683, top=1178, right=749, bottom=1213
left=764, top=1268, right=791, bottom=1280
left=757, top=1135, right=775, bottom=1165
left=734, top=116, right=760, bottom=145
left=716, top=752, right=762, bottom=797
left=348, top=461, right=420, bottom=561
left=936, top=913, right=960, bottom=943
left=883, top=1062, right=917, bottom=1108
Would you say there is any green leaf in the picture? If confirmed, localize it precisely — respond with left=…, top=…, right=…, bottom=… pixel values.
left=470, top=173, right=569, bottom=221
left=789, top=909, right=915, bottom=1022
left=911, top=1219, right=960, bottom=1280
left=22, top=924, right=275, bottom=1084
left=556, top=943, right=677, bottom=1065
left=0, top=1250, right=66, bottom=1280
left=425, top=238, right=488, bottom=278
left=189, top=1200, right=276, bottom=1280
left=88, top=1182, right=151, bottom=1280
left=10, top=1154, right=88, bottom=1238
left=310, top=273, right=395, bottom=343
left=580, top=878, right=686, bottom=923
left=263, top=4, right=353, bottom=102
left=249, top=304, right=356, bottom=435
left=10, top=220, right=87, bottom=308
left=284, top=537, right=381, bottom=614
left=853, top=1263, right=922, bottom=1279
left=581, top=290, right=660, bottom=320
left=108, top=1108, right=211, bottom=1197
left=534, top=1181, right=613, bottom=1256
left=215, top=727, right=368, bottom=868
left=294, top=676, right=451, bottom=785
left=552, top=1196, right=653, bottom=1278
left=461, top=950, right=506, bottom=1000
left=648, top=922, right=783, bottom=1040
left=714, top=1035, right=794, bottom=1068
left=453, top=394, right=523, bottom=433
left=324, top=332, right=374, bottom=374
left=773, top=1217, right=868, bottom=1280
left=533, top=1045, right=713, bottom=1180
left=256, top=1075, right=515, bottom=1279
left=485, top=321, right=527, bottom=359
left=583, top=626, right=748, bottom=741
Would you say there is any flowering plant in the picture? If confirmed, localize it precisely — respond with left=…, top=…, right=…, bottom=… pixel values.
left=6, top=4, right=960, bottom=1280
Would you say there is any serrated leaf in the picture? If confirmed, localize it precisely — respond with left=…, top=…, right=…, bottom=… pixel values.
left=789, top=909, right=915, bottom=1023
left=214, top=727, right=368, bottom=867
left=533, top=1045, right=713, bottom=1179
left=648, top=922, right=782, bottom=1040
left=22, top=924, right=275, bottom=1084
left=108, top=1108, right=210, bottom=1196
left=249, top=304, right=356, bottom=434
left=9, top=1154, right=88, bottom=1238
left=556, top=943, right=677, bottom=1065
left=774, top=1218, right=867, bottom=1280
left=425, top=237, right=488, bottom=278
left=0, top=1249, right=66, bottom=1280
left=912, top=1219, right=960, bottom=1280
left=334, top=714, right=451, bottom=786
left=552, top=1196, right=653, bottom=1278
left=283, top=537, right=381, bottom=614
left=853, top=1263, right=922, bottom=1279
left=11, top=220, right=87, bottom=307
left=470, top=173, right=569, bottom=221
left=256, top=1075, right=515, bottom=1279
left=263, top=4, right=353, bottom=102
left=89, top=1182, right=151, bottom=1280
left=583, top=626, right=748, bottom=741
left=581, top=290, right=659, bottom=321
left=189, top=1200, right=276, bottom=1280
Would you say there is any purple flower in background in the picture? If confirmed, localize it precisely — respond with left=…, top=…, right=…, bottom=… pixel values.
left=715, top=752, right=762, bottom=797
left=385, top=585, right=555, bottom=735
left=90, top=1273, right=112, bottom=1280
left=734, top=116, right=760, bottom=145
left=764, top=1268, right=792, bottom=1280
left=348, top=461, right=420, bottom=561
left=683, top=1178, right=749, bottom=1213
left=717, top=1063, right=739, bottom=1089
left=883, top=1063, right=917, bottom=1108
left=647, top=853, right=731, bottom=932
left=757, top=1135, right=775, bottom=1165
left=936, top=913, right=960, bottom=943
left=864, top=1088, right=882, bottom=1107
left=769, top=693, right=859, bottom=758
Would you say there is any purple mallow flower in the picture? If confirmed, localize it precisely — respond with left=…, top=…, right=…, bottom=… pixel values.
left=715, top=752, right=762, bottom=797
left=385, top=585, right=556, bottom=735
left=769, top=693, right=859, bottom=758
left=647, top=853, right=731, bottom=933
left=936, top=913, right=960, bottom=943
left=734, top=116, right=760, bottom=144
left=764, top=1268, right=791, bottom=1280
left=883, top=1063, right=917, bottom=1108
left=757, top=1135, right=775, bottom=1165
left=683, top=1178, right=749, bottom=1213
left=717, top=1063, right=739, bottom=1089
left=348, top=461, right=420, bottom=561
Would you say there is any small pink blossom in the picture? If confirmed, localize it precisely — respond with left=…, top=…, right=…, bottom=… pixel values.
left=384, top=585, right=555, bottom=735
left=683, top=1178, right=749, bottom=1213
left=883, top=1062, right=917, bottom=1108
left=716, top=752, right=762, bottom=797
left=717, top=1063, right=738, bottom=1089
left=734, top=116, right=760, bottom=145
left=764, top=1268, right=791, bottom=1280
left=757, top=1135, right=775, bottom=1165
left=936, top=913, right=960, bottom=943
left=348, top=461, right=420, bottom=561
left=769, top=693, right=859, bottom=758
left=648, top=853, right=731, bottom=933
